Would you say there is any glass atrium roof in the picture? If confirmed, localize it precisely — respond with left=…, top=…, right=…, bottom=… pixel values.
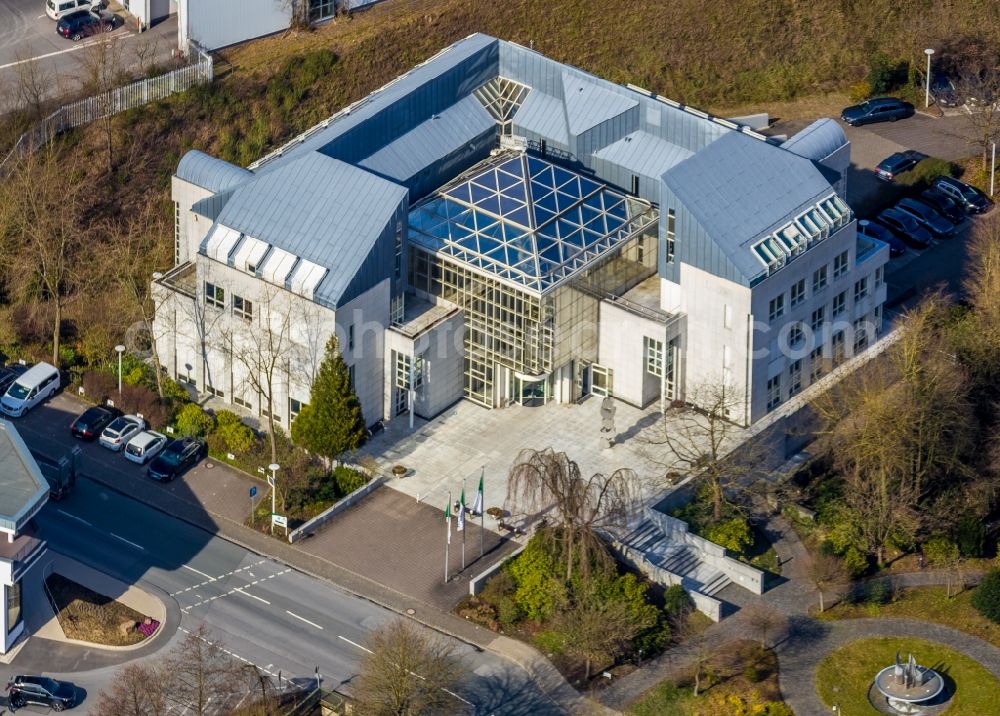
left=408, top=153, right=657, bottom=294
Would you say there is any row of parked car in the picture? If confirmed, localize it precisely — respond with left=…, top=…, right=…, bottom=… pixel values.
left=69, top=405, right=207, bottom=482
left=858, top=175, right=992, bottom=254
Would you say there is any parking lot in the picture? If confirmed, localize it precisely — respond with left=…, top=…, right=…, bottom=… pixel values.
left=0, top=0, right=178, bottom=104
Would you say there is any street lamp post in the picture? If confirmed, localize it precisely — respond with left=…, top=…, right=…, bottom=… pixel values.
left=268, top=463, right=280, bottom=534
left=924, top=48, right=935, bottom=108
left=114, top=344, right=126, bottom=395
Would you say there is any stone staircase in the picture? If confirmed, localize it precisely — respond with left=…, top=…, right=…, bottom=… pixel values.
left=620, top=520, right=732, bottom=598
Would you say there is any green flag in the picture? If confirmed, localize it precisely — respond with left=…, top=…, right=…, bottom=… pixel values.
left=444, top=501, right=452, bottom=544
left=458, top=487, right=466, bottom=531
left=472, top=470, right=484, bottom=515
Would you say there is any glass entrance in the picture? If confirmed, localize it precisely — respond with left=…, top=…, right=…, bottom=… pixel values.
left=512, top=374, right=549, bottom=407
left=591, top=365, right=613, bottom=397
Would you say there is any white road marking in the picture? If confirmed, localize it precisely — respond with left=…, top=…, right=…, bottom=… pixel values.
left=286, top=610, right=324, bottom=630
left=337, top=634, right=372, bottom=653
left=37, top=14, right=46, bottom=19
left=56, top=509, right=91, bottom=526
left=182, top=564, right=216, bottom=581
left=0, top=32, right=128, bottom=71
left=177, top=626, right=281, bottom=677
left=234, top=587, right=270, bottom=605
left=177, top=569, right=290, bottom=608
left=109, top=532, right=144, bottom=550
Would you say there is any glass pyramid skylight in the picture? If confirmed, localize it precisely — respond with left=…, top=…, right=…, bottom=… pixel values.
left=408, top=153, right=657, bottom=294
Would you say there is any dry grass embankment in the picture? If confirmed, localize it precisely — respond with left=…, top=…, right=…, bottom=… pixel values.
left=45, top=573, right=153, bottom=647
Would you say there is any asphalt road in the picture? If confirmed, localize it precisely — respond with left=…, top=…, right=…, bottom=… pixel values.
left=0, top=0, right=179, bottom=106
left=6, top=403, right=557, bottom=714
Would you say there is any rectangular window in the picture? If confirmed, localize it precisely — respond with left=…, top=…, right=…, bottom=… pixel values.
left=874, top=266, right=884, bottom=288
left=289, top=398, right=305, bottom=420
left=789, top=359, right=802, bottom=396
left=853, top=319, right=869, bottom=351
left=233, top=295, right=253, bottom=321
left=766, top=375, right=782, bottom=411
left=206, top=385, right=224, bottom=399
left=636, top=236, right=645, bottom=263
left=261, top=403, right=282, bottom=424
left=833, top=250, right=849, bottom=279
left=832, top=330, right=846, bottom=366
left=7, top=581, right=21, bottom=634
left=854, top=277, right=868, bottom=303
left=813, top=265, right=828, bottom=293
left=348, top=324, right=355, bottom=351
left=205, top=282, right=225, bottom=309
left=348, top=363, right=356, bottom=390
left=394, top=351, right=412, bottom=390
left=394, top=221, right=403, bottom=280
left=832, top=291, right=846, bottom=317
left=810, top=345, right=825, bottom=382
left=177, top=366, right=196, bottom=388
left=790, top=278, right=806, bottom=307
left=811, top=306, right=825, bottom=333
left=174, top=202, right=181, bottom=266
left=233, top=396, right=252, bottom=409
left=768, top=294, right=785, bottom=321
left=666, top=209, right=676, bottom=263
left=630, top=175, right=640, bottom=195
left=644, top=336, right=664, bottom=378
left=788, top=322, right=804, bottom=347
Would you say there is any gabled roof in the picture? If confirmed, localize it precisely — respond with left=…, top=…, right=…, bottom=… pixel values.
left=176, top=150, right=254, bottom=193
left=0, top=423, right=48, bottom=535
left=212, top=152, right=408, bottom=306
left=359, top=94, right=494, bottom=185
left=781, top=118, right=848, bottom=162
left=513, top=90, right=569, bottom=145
left=562, top=71, right=638, bottom=135
left=663, top=131, right=834, bottom=283
left=593, top=130, right=693, bottom=179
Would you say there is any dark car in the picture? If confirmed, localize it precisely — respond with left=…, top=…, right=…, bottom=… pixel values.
left=858, top=219, right=906, bottom=257
left=69, top=405, right=122, bottom=440
left=875, top=150, right=927, bottom=182
left=930, top=74, right=962, bottom=108
left=841, top=97, right=915, bottom=126
left=6, top=675, right=76, bottom=711
left=147, top=437, right=206, bottom=482
left=933, top=176, right=992, bottom=214
left=0, top=364, right=28, bottom=396
left=896, top=197, right=957, bottom=238
left=56, top=9, right=122, bottom=40
left=877, top=207, right=934, bottom=249
left=919, top=188, right=966, bottom=225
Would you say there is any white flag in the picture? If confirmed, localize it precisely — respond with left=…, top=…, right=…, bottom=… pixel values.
left=472, top=470, right=484, bottom=515
left=458, top=488, right=465, bottom=532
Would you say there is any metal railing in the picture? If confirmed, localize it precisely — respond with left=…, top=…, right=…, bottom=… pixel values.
left=0, top=47, right=213, bottom=174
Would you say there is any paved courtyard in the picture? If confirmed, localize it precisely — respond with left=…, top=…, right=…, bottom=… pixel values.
left=360, top=396, right=704, bottom=521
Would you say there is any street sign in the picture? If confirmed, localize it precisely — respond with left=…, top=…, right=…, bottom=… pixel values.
left=271, top=514, right=287, bottom=527
left=249, top=486, right=257, bottom=498
left=267, top=475, right=275, bottom=488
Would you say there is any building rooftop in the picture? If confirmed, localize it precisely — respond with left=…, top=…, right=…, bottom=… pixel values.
left=409, top=152, right=658, bottom=294
left=0, top=422, right=48, bottom=536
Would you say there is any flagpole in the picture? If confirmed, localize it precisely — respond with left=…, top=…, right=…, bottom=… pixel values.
left=445, top=490, right=451, bottom=584
left=480, top=466, right=485, bottom=558
left=461, top=478, right=466, bottom=571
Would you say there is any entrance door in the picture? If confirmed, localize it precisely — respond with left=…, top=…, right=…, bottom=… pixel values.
left=578, top=361, right=592, bottom=399
left=394, top=385, right=408, bottom=416
left=591, top=365, right=613, bottom=397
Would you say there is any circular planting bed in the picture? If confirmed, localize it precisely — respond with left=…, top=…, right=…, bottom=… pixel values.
left=816, top=637, right=1000, bottom=715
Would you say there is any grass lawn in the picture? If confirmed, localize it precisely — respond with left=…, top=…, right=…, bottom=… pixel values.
left=628, top=639, right=787, bottom=716
left=45, top=573, right=151, bottom=647
left=819, top=586, right=1000, bottom=649
left=816, top=637, right=1000, bottom=715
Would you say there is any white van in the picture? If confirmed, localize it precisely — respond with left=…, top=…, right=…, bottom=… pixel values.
left=45, top=0, right=102, bottom=21
left=1, top=363, right=60, bottom=417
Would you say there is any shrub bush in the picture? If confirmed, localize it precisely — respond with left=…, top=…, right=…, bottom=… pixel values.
left=333, top=466, right=367, bottom=497
left=842, top=545, right=869, bottom=578
left=705, top=516, right=753, bottom=555
left=213, top=410, right=256, bottom=453
left=119, top=384, right=169, bottom=429
left=957, top=514, right=986, bottom=557
left=898, top=157, right=954, bottom=189
left=175, top=403, right=214, bottom=437
left=663, top=584, right=692, bottom=617
left=507, top=537, right=567, bottom=621
left=82, top=371, right=116, bottom=401
left=849, top=80, right=872, bottom=102
left=972, top=569, right=1000, bottom=624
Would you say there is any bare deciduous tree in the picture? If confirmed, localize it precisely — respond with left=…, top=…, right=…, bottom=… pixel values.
left=353, top=618, right=462, bottom=716
left=79, top=24, right=128, bottom=172
left=505, top=448, right=640, bottom=580
left=167, top=625, right=242, bottom=716
left=13, top=48, right=52, bottom=122
left=955, top=67, right=1000, bottom=170
left=740, top=601, right=787, bottom=649
left=808, top=552, right=848, bottom=613
left=95, top=662, right=168, bottom=716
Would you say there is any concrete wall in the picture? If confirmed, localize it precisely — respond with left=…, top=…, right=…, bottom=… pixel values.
left=171, top=177, right=213, bottom=265
left=180, top=0, right=290, bottom=51
left=597, top=301, right=679, bottom=408
left=613, top=541, right=723, bottom=621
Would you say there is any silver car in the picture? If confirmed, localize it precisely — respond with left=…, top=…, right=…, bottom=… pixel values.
left=99, top=414, right=145, bottom=451
left=123, top=430, right=168, bottom=464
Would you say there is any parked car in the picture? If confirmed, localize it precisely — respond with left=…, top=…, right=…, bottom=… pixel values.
left=46, top=0, right=103, bottom=21
left=0, top=364, right=28, bottom=396
left=896, top=197, right=957, bottom=238
left=932, top=176, right=993, bottom=214
left=70, top=405, right=122, bottom=440
left=1, top=362, right=60, bottom=417
left=930, top=74, right=962, bottom=108
left=858, top=219, right=906, bottom=257
left=919, top=188, right=966, bottom=225
left=876, top=207, right=934, bottom=249
left=124, top=430, right=168, bottom=465
left=56, top=9, right=122, bottom=40
left=841, top=97, right=915, bottom=126
left=6, top=675, right=76, bottom=711
left=875, top=150, right=927, bottom=182
left=98, top=414, right=145, bottom=451
left=147, top=437, right=207, bottom=482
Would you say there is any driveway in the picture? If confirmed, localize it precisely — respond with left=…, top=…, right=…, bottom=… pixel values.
left=0, top=0, right=178, bottom=106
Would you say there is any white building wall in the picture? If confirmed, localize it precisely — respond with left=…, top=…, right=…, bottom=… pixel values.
left=171, top=177, right=213, bottom=265
left=598, top=301, right=679, bottom=408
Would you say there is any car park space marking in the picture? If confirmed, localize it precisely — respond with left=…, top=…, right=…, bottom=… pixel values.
left=56, top=508, right=91, bottom=526
left=285, top=610, right=324, bottom=630
left=178, top=568, right=291, bottom=610
left=109, top=531, right=145, bottom=550
left=171, top=559, right=269, bottom=595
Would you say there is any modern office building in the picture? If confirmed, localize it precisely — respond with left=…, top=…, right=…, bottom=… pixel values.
left=0, top=423, right=49, bottom=654
left=154, top=33, right=888, bottom=430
